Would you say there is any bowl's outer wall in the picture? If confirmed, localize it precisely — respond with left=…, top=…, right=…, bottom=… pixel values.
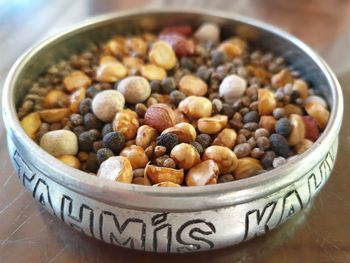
left=3, top=10, right=343, bottom=252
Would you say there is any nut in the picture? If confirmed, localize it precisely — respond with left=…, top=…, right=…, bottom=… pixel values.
left=39, top=108, right=70, bottom=123
left=295, top=139, right=313, bottom=154
left=179, top=75, right=208, bottom=96
left=202, top=145, right=238, bottom=174
left=125, top=37, right=148, bottom=56
left=57, top=155, right=81, bottom=169
left=40, top=130, right=78, bottom=157
left=63, top=71, right=92, bottom=92
left=144, top=103, right=176, bottom=132
left=186, top=160, right=219, bottom=186
left=104, top=37, right=126, bottom=56
left=120, top=145, right=148, bottom=169
left=141, top=64, right=167, bottom=80
left=145, top=164, right=184, bottom=185
left=234, top=157, right=263, bottom=180
left=212, top=128, right=237, bottom=149
left=162, top=122, right=196, bottom=143
left=305, top=95, right=328, bottom=109
left=170, top=143, right=200, bottom=169
left=159, top=33, right=195, bottom=57
left=21, top=112, right=41, bottom=139
left=219, top=74, right=247, bottom=103
left=117, top=76, right=151, bottom=104
left=97, top=156, right=133, bottom=183
left=178, top=96, right=212, bottom=118
left=99, top=55, right=119, bottom=64
left=292, top=79, right=309, bottom=99
left=92, top=90, right=125, bottom=122
left=283, top=104, right=303, bottom=116
left=123, top=57, right=144, bottom=71
left=288, top=114, right=306, bottom=146
left=135, top=125, right=159, bottom=149
left=258, top=89, right=276, bottom=115
left=95, top=62, right=127, bottom=82
left=217, top=41, right=243, bottom=59
left=70, top=88, right=86, bottom=113
left=271, top=69, right=293, bottom=88
left=113, top=109, right=140, bottom=140
left=305, top=102, right=329, bottom=130
left=152, top=182, right=181, bottom=187
left=259, top=116, right=276, bottom=133
left=149, top=41, right=177, bottom=70
left=198, top=115, right=228, bottom=134
left=44, top=90, right=69, bottom=109
left=194, top=22, right=220, bottom=44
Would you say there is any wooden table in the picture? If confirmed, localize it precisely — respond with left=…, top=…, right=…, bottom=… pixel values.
left=1, top=1, right=350, bottom=262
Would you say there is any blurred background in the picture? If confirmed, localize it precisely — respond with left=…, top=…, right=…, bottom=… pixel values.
left=1, top=1, right=350, bottom=262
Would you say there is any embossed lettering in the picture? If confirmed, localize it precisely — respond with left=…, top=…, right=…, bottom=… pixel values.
left=278, top=190, right=303, bottom=224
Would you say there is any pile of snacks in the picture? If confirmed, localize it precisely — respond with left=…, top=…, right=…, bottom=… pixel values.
left=18, top=22, right=330, bottom=187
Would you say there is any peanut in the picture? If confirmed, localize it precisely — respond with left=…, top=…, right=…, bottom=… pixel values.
left=198, top=115, right=228, bottom=134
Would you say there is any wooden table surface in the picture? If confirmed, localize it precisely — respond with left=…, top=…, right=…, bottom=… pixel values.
left=1, top=1, right=350, bottom=262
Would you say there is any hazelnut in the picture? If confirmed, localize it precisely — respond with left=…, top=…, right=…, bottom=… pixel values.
left=145, top=164, right=184, bottom=185
left=212, top=128, right=237, bottom=149
left=113, top=109, right=140, bottom=140
left=135, top=125, right=159, bottom=149
left=305, top=102, right=329, bottom=130
left=292, top=79, right=309, bottom=99
left=21, top=112, right=41, bottom=139
left=295, top=139, right=313, bottom=154
left=258, top=89, right=276, bottom=115
left=117, top=76, right=151, bottom=104
left=152, top=182, right=181, bottom=187
left=288, top=114, right=306, bottom=146
left=179, top=75, right=208, bottom=96
left=234, top=157, right=262, bottom=180
left=63, top=70, right=92, bottom=92
left=178, top=96, right=212, bottom=118
left=149, top=41, right=177, bottom=70
left=259, top=116, right=276, bottom=133
left=70, top=88, right=86, bottom=113
left=198, top=115, right=228, bottom=134
left=141, top=64, right=167, bottom=80
left=44, top=89, right=69, bottom=109
left=162, top=122, right=196, bottom=143
left=170, top=143, right=200, bottom=170
left=97, top=156, right=133, bottom=183
left=92, top=90, right=125, bottom=122
left=202, top=145, right=238, bottom=174
left=144, top=103, right=176, bottom=132
left=186, top=160, right=219, bottom=186
left=39, top=108, right=70, bottom=123
left=95, top=62, right=127, bottom=82
left=120, top=145, right=148, bottom=169
left=57, top=155, right=81, bottom=169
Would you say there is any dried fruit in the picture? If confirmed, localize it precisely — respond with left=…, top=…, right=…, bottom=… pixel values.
left=178, top=96, right=212, bottom=118
left=170, top=143, right=200, bottom=169
left=141, top=64, right=167, bottom=80
left=135, top=125, right=159, bottom=149
left=258, top=89, right=276, bottom=115
left=113, top=109, right=139, bottom=140
left=149, top=41, right=177, bottom=70
left=179, top=75, right=208, bottom=96
left=145, top=164, right=184, bottom=184
left=234, top=157, right=263, bottom=180
left=288, top=114, right=306, bottom=146
left=21, top=112, right=41, bottom=139
left=144, top=103, right=176, bottom=132
left=64, top=71, right=92, bottom=92
left=198, top=115, right=228, bottom=134
left=202, top=145, right=238, bottom=174
left=97, top=156, right=133, bottom=183
left=186, top=160, right=219, bottom=186
left=39, top=108, right=70, bottom=123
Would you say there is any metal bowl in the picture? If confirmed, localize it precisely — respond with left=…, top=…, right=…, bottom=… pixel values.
left=2, top=8, right=343, bottom=253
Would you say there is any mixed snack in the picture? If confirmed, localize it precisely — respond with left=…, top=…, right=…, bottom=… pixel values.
left=18, top=22, right=330, bottom=187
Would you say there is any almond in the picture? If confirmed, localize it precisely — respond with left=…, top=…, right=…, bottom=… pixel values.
left=144, top=103, right=176, bottom=132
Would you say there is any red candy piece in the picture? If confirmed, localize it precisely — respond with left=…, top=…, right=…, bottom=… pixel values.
left=159, top=33, right=195, bottom=57
left=161, top=25, right=193, bottom=37
left=302, top=116, right=320, bottom=142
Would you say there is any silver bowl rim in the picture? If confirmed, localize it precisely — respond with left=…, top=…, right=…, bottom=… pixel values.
left=2, top=7, right=343, bottom=211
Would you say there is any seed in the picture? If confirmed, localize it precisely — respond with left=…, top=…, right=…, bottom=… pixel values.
left=196, top=134, right=212, bottom=149
left=259, top=116, right=276, bottom=133
left=251, top=147, right=264, bottom=159
left=161, top=77, right=176, bottom=94
left=190, top=141, right=204, bottom=156
left=96, top=148, right=114, bottom=164
left=196, top=65, right=211, bottom=82
left=145, top=164, right=184, bottom=185
left=302, top=116, right=320, bottom=142
left=113, top=109, right=140, bottom=140
left=120, top=145, right=148, bottom=169
left=258, top=89, right=276, bottom=115
left=179, top=75, right=208, bottom=96
left=269, top=133, right=289, bottom=158
left=84, top=113, right=102, bottom=130
left=295, top=139, right=313, bottom=154
left=79, top=98, right=92, bottom=115
left=150, top=80, right=161, bottom=93
left=156, top=133, right=179, bottom=152
left=194, top=22, right=220, bottom=44
left=261, top=150, right=276, bottom=169
left=135, top=103, right=147, bottom=118
left=305, top=95, right=327, bottom=109
left=273, top=107, right=285, bottom=119
left=254, top=128, right=270, bottom=139
left=212, top=128, right=237, bottom=149
left=233, top=143, right=252, bottom=158
left=243, top=111, right=259, bottom=123
left=221, top=103, right=235, bottom=119
left=275, top=117, right=292, bottom=137
left=154, top=145, right=167, bottom=157
left=97, top=156, right=133, bottom=183
left=178, top=96, right=212, bottom=118
left=170, top=90, right=186, bottom=106
left=103, top=131, right=125, bottom=154
left=256, top=136, right=270, bottom=150
left=218, top=174, right=235, bottom=183
left=211, top=50, right=227, bottom=67
left=64, top=70, right=91, bottom=91
left=21, top=112, right=41, bottom=139
left=95, top=62, right=127, bottom=82
left=292, top=79, right=309, bottom=99
left=86, top=153, right=99, bottom=173
left=212, top=98, right=223, bottom=114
